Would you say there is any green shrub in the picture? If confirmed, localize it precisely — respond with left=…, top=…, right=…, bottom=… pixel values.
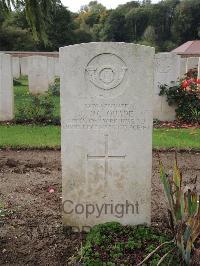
left=49, top=78, right=60, bottom=96
left=13, top=79, right=22, bottom=86
left=78, top=222, right=180, bottom=265
left=15, top=92, right=55, bottom=124
left=160, top=68, right=200, bottom=123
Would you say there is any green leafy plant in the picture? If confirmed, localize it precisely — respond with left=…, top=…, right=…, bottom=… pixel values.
left=15, top=92, right=54, bottom=124
left=137, top=156, right=199, bottom=266
left=159, top=155, right=200, bottom=265
left=49, top=78, right=60, bottom=96
left=13, top=79, right=22, bottom=86
left=76, top=222, right=178, bottom=265
left=160, top=68, right=200, bottom=123
left=1, top=0, right=57, bottom=44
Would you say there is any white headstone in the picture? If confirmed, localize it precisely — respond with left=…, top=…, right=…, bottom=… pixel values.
left=0, top=54, right=14, bottom=121
left=12, top=57, right=20, bottom=78
left=48, top=57, right=55, bottom=85
left=154, top=53, right=180, bottom=121
left=54, top=57, right=60, bottom=77
left=198, top=58, right=200, bottom=79
left=28, top=56, right=49, bottom=94
left=179, top=57, right=187, bottom=78
left=186, top=57, right=199, bottom=72
left=20, top=57, right=29, bottom=76
left=60, top=43, right=154, bottom=230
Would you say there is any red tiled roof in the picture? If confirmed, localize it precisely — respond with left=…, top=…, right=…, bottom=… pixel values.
left=172, top=40, right=200, bottom=54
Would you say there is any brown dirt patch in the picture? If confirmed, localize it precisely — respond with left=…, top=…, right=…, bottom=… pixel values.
left=154, top=120, right=200, bottom=129
left=0, top=150, right=199, bottom=265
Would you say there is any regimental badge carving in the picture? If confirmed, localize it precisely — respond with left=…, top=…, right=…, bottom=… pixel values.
left=85, top=53, right=128, bottom=90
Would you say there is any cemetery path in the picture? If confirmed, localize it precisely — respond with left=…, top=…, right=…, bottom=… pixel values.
left=0, top=150, right=199, bottom=265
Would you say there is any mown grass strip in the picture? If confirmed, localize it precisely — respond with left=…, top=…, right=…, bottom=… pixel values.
left=0, top=126, right=199, bottom=149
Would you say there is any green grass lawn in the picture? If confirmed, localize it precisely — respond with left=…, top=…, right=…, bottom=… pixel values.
left=0, top=125, right=60, bottom=149
left=0, top=125, right=199, bottom=149
left=153, top=128, right=200, bottom=149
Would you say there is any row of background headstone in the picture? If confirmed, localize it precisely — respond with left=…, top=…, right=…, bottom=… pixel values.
left=0, top=52, right=200, bottom=122
left=0, top=54, right=13, bottom=121
left=11, top=56, right=60, bottom=94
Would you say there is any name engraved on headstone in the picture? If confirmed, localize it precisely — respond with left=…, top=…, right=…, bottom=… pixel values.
left=63, top=103, right=150, bottom=130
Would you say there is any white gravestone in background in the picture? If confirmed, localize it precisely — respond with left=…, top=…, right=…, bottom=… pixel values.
left=186, top=57, right=199, bottom=72
left=20, top=57, right=29, bottom=76
left=179, top=57, right=187, bottom=78
left=12, top=57, right=20, bottom=78
left=0, top=54, right=13, bottom=121
left=154, top=53, right=180, bottom=121
left=48, top=57, right=56, bottom=85
left=54, top=57, right=60, bottom=77
left=60, top=43, right=154, bottom=230
left=28, top=56, right=49, bottom=94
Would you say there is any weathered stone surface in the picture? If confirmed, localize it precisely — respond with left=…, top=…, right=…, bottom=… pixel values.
left=0, top=53, right=13, bottom=121
left=179, top=57, right=187, bottom=78
left=48, top=57, right=55, bottom=85
left=12, top=57, right=20, bottom=78
left=154, top=53, right=180, bottom=121
left=186, top=57, right=199, bottom=72
left=20, top=57, right=29, bottom=76
left=54, top=57, right=60, bottom=77
left=60, top=43, right=154, bottom=230
left=28, top=56, right=49, bottom=94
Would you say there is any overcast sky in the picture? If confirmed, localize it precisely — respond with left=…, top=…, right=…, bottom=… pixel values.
left=61, top=0, right=160, bottom=12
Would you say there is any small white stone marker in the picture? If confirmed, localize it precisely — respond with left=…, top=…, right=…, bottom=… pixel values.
left=54, top=57, right=60, bottom=77
left=28, top=56, right=49, bottom=94
left=48, top=57, right=55, bottom=85
left=0, top=53, right=14, bottom=121
left=186, top=57, right=199, bottom=73
left=60, top=43, right=154, bottom=230
left=12, top=57, right=20, bottom=78
left=179, top=57, right=187, bottom=77
left=154, top=53, right=180, bottom=121
left=20, top=57, right=29, bottom=76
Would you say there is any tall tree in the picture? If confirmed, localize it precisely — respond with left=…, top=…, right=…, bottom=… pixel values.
left=0, top=0, right=60, bottom=43
left=75, top=1, right=107, bottom=41
left=172, top=0, right=200, bottom=43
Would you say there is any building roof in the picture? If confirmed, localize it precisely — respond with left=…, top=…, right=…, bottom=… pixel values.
left=172, top=40, right=200, bottom=55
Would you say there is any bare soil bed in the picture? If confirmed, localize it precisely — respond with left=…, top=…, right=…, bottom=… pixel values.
left=0, top=150, right=199, bottom=265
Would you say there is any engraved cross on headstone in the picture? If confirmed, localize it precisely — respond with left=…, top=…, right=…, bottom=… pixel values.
left=87, top=135, right=126, bottom=179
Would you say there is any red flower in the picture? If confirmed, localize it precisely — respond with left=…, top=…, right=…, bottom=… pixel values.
left=196, top=78, right=200, bottom=84
left=187, top=79, right=193, bottom=85
left=182, top=80, right=189, bottom=88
